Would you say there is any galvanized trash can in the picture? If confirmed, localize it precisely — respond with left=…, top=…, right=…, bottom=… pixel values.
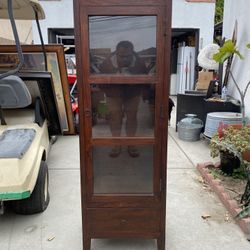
left=177, top=114, right=203, bottom=141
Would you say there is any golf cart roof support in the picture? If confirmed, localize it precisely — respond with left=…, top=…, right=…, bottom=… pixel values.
left=35, top=10, right=48, bottom=71
left=0, top=0, right=47, bottom=77
left=0, top=0, right=24, bottom=79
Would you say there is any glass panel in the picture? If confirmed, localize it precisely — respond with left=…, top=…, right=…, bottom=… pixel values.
left=0, top=52, right=45, bottom=71
left=89, top=16, right=156, bottom=75
left=93, top=145, right=153, bottom=194
left=91, top=84, right=155, bottom=137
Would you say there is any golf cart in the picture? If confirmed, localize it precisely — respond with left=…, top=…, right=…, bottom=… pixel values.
left=0, top=0, right=65, bottom=214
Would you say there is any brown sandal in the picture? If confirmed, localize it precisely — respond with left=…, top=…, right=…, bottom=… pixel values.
left=109, top=146, right=121, bottom=158
left=127, top=146, right=139, bottom=158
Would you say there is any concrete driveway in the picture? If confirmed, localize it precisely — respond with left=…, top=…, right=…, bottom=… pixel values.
left=0, top=111, right=249, bottom=249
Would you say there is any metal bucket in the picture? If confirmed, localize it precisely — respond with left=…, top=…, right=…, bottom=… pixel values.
left=177, top=114, right=203, bottom=141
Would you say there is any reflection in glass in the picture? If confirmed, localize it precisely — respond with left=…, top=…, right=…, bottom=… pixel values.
left=89, top=16, right=156, bottom=75
left=91, top=84, right=155, bottom=137
left=93, top=145, right=153, bottom=194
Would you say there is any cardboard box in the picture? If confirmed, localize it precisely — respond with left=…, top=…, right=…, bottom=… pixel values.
left=196, top=71, right=214, bottom=90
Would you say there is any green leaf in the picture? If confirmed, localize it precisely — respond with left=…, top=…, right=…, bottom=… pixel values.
left=234, top=50, right=244, bottom=60
left=213, top=51, right=224, bottom=62
left=213, top=39, right=246, bottom=63
left=213, top=40, right=236, bottom=63
left=222, top=40, right=236, bottom=53
left=220, top=52, right=232, bottom=63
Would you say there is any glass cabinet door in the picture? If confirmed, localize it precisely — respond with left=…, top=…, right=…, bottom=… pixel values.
left=88, top=15, right=160, bottom=199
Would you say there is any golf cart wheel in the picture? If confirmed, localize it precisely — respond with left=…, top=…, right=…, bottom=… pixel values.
left=13, top=161, right=50, bottom=214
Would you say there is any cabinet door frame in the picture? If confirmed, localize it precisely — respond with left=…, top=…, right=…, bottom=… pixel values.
left=74, top=2, right=171, bottom=208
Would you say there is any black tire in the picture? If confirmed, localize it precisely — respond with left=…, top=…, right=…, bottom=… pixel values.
left=13, top=161, right=50, bottom=215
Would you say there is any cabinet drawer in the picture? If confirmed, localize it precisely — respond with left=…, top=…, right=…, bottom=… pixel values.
left=87, top=208, right=161, bottom=235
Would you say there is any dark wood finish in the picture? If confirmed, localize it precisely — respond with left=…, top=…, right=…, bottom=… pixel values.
left=89, top=75, right=156, bottom=84
left=91, top=138, right=155, bottom=145
left=79, top=0, right=166, bottom=6
left=74, top=0, right=172, bottom=249
left=204, top=99, right=241, bottom=115
left=88, top=196, right=161, bottom=209
left=87, top=208, right=160, bottom=235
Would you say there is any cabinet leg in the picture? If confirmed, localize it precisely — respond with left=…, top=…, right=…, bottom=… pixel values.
left=157, top=237, right=165, bottom=250
left=83, top=236, right=91, bottom=250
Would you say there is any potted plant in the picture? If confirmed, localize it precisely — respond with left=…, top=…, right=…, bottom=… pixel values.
left=210, top=123, right=250, bottom=174
left=211, top=39, right=250, bottom=173
left=210, top=40, right=250, bottom=218
left=210, top=123, right=250, bottom=218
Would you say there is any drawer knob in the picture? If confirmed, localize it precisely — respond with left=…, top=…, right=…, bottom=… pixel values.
left=120, top=219, right=127, bottom=225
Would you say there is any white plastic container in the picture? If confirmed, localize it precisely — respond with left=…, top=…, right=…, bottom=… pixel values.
left=221, top=86, right=228, bottom=100
left=204, top=112, right=242, bottom=138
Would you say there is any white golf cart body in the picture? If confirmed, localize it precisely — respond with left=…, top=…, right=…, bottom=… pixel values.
left=0, top=124, right=48, bottom=200
left=0, top=76, right=49, bottom=201
left=0, top=0, right=63, bottom=214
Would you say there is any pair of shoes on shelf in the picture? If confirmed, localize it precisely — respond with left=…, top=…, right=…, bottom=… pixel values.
left=127, top=145, right=139, bottom=158
left=109, top=146, right=121, bottom=158
left=109, top=146, right=140, bottom=158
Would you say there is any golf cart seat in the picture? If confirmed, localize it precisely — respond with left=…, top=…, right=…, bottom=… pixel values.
left=0, top=128, right=36, bottom=159
left=0, top=75, right=36, bottom=159
left=0, top=75, right=32, bottom=108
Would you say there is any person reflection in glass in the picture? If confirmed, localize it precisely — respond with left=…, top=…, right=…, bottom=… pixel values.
left=99, top=41, right=147, bottom=157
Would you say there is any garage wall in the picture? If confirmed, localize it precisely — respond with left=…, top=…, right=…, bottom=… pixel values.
left=172, top=0, right=215, bottom=49
left=32, top=0, right=74, bottom=44
left=33, top=0, right=215, bottom=50
left=223, top=0, right=250, bottom=119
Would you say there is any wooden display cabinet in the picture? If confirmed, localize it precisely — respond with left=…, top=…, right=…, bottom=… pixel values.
left=73, top=0, right=172, bottom=249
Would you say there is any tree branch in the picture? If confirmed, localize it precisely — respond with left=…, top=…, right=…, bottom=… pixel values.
left=229, top=71, right=244, bottom=99
left=228, top=71, right=247, bottom=126
left=243, top=80, right=250, bottom=98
